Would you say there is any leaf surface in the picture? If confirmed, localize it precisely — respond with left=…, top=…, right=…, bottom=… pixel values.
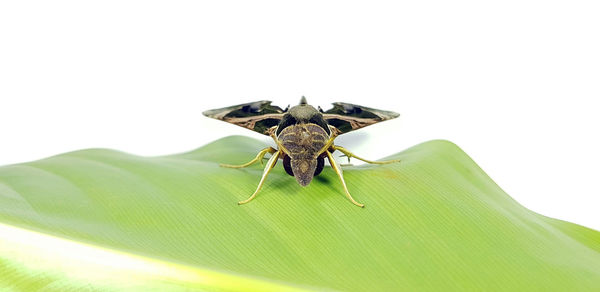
left=1, top=136, right=599, bottom=291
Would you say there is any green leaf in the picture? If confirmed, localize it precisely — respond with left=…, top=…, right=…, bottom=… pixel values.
left=1, top=136, right=599, bottom=291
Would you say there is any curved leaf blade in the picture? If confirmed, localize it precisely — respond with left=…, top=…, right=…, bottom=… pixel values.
left=1, top=136, right=599, bottom=291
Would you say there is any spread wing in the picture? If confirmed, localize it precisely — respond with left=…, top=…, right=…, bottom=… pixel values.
left=202, top=100, right=286, bottom=135
left=322, top=102, right=399, bottom=134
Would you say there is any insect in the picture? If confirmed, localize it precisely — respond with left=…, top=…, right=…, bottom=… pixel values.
left=202, top=97, right=400, bottom=207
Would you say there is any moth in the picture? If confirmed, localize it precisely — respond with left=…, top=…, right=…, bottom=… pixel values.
left=203, top=97, right=400, bottom=207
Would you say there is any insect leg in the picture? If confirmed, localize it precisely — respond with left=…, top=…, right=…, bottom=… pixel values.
left=339, top=153, right=352, bottom=164
left=332, top=145, right=400, bottom=165
left=238, top=150, right=280, bottom=205
left=220, top=147, right=277, bottom=168
left=325, top=150, right=365, bottom=208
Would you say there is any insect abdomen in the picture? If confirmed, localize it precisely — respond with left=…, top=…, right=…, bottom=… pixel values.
left=278, top=124, right=328, bottom=158
left=283, top=154, right=325, bottom=177
left=278, top=123, right=329, bottom=186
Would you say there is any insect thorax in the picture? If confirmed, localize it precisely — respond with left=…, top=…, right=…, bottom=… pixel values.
left=275, top=104, right=330, bottom=136
left=277, top=123, right=329, bottom=186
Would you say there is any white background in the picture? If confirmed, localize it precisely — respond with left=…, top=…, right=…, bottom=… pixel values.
left=1, top=1, right=598, bottom=230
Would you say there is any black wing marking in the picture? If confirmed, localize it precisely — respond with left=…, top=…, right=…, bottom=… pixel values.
left=203, top=100, right=286, bottom=135
left=322, top=102, right=399, bottom=134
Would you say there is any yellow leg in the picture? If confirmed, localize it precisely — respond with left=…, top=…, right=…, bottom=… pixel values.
left=238, top=150, right=280, bottom=205
left=332, top=145, right=400, bottom=165
left=220, top=147, right=277, bottom=168
left=325, top=150, right=364, bottom=208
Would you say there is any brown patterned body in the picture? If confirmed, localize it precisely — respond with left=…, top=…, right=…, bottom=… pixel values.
left=278, top=123, right=330, bottom=186
left=203, top=97, right=401, bottom=207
